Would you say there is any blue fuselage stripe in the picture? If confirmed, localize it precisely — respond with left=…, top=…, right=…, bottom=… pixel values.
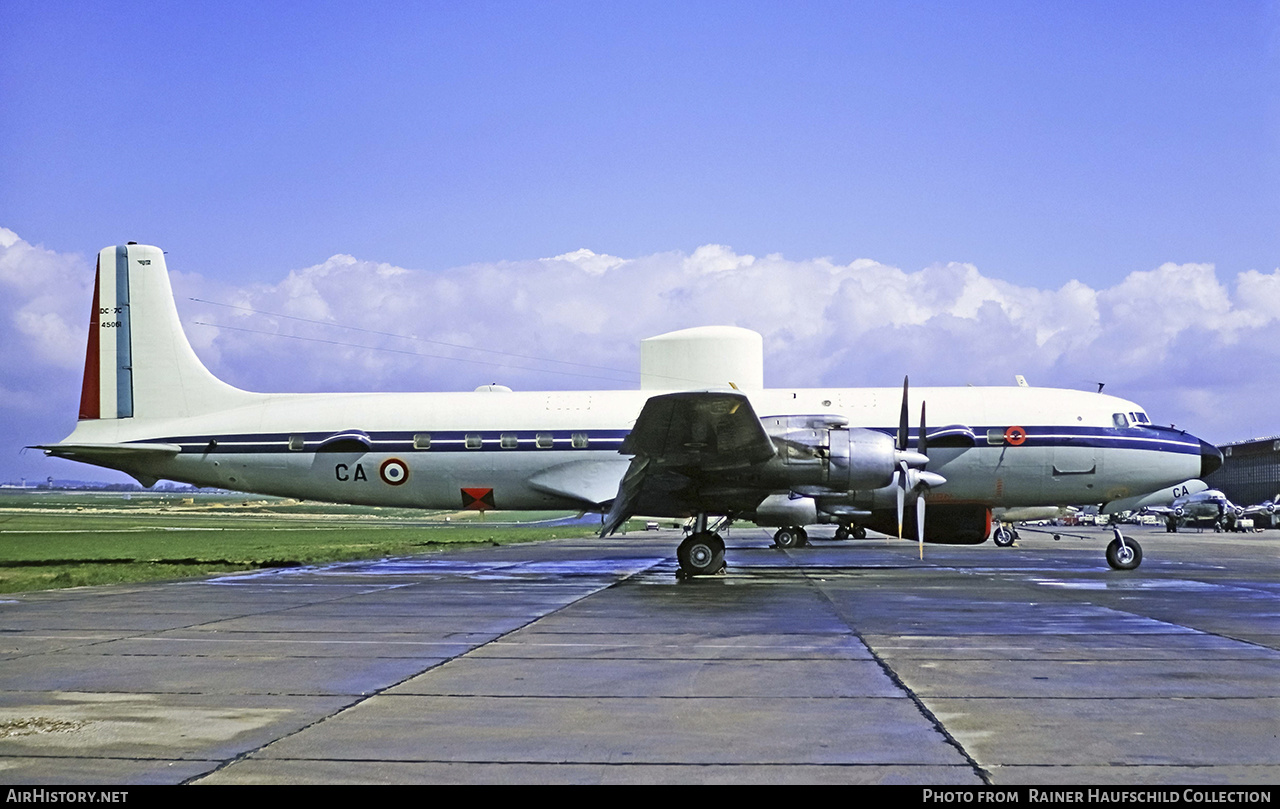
left=129, top=426, right=1200, bottom=456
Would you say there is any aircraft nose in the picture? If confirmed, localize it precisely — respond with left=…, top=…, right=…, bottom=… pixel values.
left=1199, top=439, right=1223, bottom=478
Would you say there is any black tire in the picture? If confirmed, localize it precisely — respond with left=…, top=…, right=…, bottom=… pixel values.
left=852, top=525, right=867, bottom=540
left=833, top=526, right=850, bottom=541
left=774, top=527, right=801, bottom=549
left=1106, top=537, right=1142, bottom=570
left=993, top=526, right=1015, bottom=547
left=677, top=532, right=726, bottom=576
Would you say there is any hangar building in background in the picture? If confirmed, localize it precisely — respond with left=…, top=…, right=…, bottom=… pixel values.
left=1204, top=436, right=1280, bottom=514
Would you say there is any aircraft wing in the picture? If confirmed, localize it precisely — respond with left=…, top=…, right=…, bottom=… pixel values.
left=601, top=390, right=776, bottom=535
left=1242, top=500, right=1278, bottom=517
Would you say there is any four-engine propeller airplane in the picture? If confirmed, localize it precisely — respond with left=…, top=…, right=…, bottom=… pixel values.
left=36, top=244, right=1224, bottom=577
left=1145, top=489, right=1277, bottom=532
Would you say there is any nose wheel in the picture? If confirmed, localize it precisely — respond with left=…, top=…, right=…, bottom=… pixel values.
left=993, top=524, right=1017, bottom=547
left=1105, top=529, right=1143, bottom=570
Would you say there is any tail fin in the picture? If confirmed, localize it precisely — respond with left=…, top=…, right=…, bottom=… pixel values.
left=78, top=244, right=254, bottom=421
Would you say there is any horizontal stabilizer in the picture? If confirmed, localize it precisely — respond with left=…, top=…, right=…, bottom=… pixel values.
left=32, top=442, right=182, bottom=461
left=31, top=442, right=182, bottom=489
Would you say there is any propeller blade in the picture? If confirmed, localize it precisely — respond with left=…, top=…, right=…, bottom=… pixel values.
left=916, top=491, right=926, bottom=559
left=918, top=401, right=928, bottom=458
left=898, top=376, right=910, bottom=451
left=895, top=467, right=905, bottom=538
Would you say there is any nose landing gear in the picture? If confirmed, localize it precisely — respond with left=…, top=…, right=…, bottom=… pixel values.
left=1105, top=528, right=1143, bottom=570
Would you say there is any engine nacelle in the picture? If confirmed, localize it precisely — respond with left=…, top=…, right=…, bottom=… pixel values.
left=756, top=416, right=898, bottom=493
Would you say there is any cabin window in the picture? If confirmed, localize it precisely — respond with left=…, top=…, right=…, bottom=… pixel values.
left=536, top=432, right=554, bottom=448
left=500, top=433, right=518, bottom=449
left=1113, top=413, right=1129, bottom=428
left=413, top=433, right=431, bottom=450
left=465, top=433, right=483, bottom=449
left=288, top=435, right=305, bottom=451
left=986, top=428, right=1005, bottom=445
left=571, top=432, right=589, bottom=449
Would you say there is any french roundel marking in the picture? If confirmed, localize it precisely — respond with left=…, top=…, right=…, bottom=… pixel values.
left=379, top=458, right=409, bottom=486
left=1004, top=426, right=1027, bottom=446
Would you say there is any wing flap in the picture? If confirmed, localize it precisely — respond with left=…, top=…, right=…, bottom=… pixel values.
left=601, top=391, right=776, bottom=535
left=620, top=390, right=775, bottom=470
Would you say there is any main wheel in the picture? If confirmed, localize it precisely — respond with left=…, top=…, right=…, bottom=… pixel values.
left=852, top=525, right=867, bottom=540
left=1105, top=537, right=1143, bottom=570
left=834, top=526, right=850, bottom=541
left=993, top=525, right=1015, bottom=547
left=774, top=527, right=802, bottom=549
left=677, top=532, right=726, bottom=576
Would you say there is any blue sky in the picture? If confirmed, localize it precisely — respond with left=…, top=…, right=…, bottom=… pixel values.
left=1, top=1, right=1278, bottom=485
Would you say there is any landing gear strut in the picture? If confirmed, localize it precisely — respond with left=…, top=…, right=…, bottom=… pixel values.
left=993, top=524, right=1016, bottom=547
left=1105, top=527, right=1143, bottom=570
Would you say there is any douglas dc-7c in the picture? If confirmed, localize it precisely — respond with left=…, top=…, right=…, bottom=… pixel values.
left=36, top=244, right=1223, bottom=577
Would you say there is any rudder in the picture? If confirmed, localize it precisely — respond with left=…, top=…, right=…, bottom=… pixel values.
left=78, top=244, right=254, bottom=421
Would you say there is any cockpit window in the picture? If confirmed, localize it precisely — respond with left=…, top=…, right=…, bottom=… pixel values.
left=1113, top=413, right=1129, bottom=428
left=1133, top=412, right=1150, bottom=425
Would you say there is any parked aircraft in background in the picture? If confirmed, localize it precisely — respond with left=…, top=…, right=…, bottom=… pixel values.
left=1245, top=495, right=1279, bottom=529
left=36, top=244, right=1223, bottom=577
left=1143, top=488, right=1264, bottom=532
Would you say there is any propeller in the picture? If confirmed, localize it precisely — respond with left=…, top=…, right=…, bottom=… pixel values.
left=893, top=377, right=946, bottom=559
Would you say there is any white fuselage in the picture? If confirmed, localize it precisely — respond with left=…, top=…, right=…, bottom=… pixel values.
left=58, top=383, right=1207, bottom=516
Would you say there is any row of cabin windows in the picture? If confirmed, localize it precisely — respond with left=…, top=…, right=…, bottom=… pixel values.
left=290, top=433, right=590, bottom=450
left=472, top=432, right=590, bottom=449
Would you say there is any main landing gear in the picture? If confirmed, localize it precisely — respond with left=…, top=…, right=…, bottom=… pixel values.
left=772, top=526, right=809, bottom=549
left=676, top=532, right=726, bottom=578
left=833, top=524, right=867, bottom=541
left=676, top=513, right=727, bottom=578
